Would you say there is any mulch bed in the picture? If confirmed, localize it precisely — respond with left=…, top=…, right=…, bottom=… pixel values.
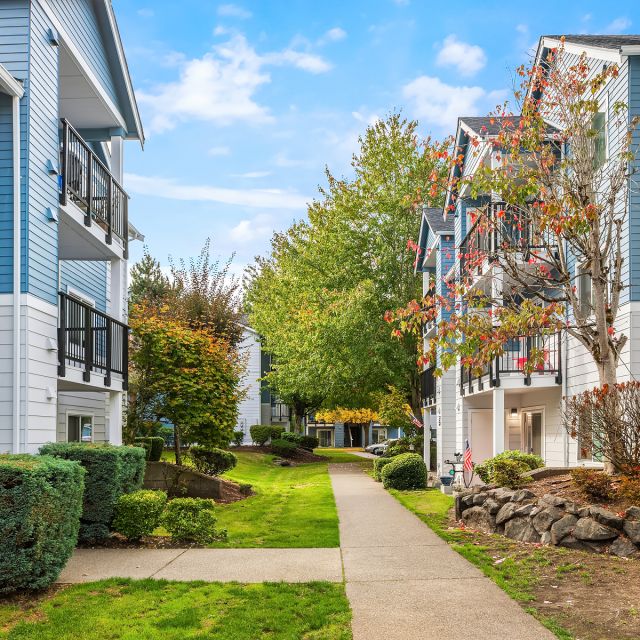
left=527, top=473, right=635, bottom=513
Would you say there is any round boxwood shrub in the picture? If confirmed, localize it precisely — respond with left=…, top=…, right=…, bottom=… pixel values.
left=134, top=437, right=164, bottom=462
left=39, top=443, right=146, bottom=541
left=232, top=430, right=245, bottom=446
left=270, top=438, right=297, bottom=458
left=299, top=435, right=319, bottom=451
left=280, top=431, right=303, bottom=445
left=475, top=450, right=544, bottom=484
left=373, top=456, right=396, bottom=481
left=188, top=446, right=237, bottom=476
left=162, top=497, right=222, bottom=544
left=381, top=453, right=427, bottom=490
left=249, top=425, right=272, bottom=446
left=491, top=459, right=531, bottom=489
left=112, top=489, right=167, bottom=541
left=0, top=454, right=85, bottom=594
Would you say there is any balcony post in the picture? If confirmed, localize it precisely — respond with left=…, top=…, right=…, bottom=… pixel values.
left=83, top=306, right=92, bottom=382
left=555, top=332, right=563, bottom=384
left=58, top=293, right=66, bottom=377
left=492, top=387, right=505, bottom=456
left=106, top=179, right=113, bottom=245
left=85, top=153, right=92, bottom=227
left=104, top=316, right=112, bottom=387
left=60, top=120, right=68, bottom=206
left=123, top=195, right=129, bottom=259
left=123, top=324, right=129, bottom=391
left=524, top=336, right=532, bottom=386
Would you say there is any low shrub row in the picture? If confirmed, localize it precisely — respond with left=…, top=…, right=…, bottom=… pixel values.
left=373, top=456, right=395, bottom=481
left=113, top=491, right=224, bottom=544
left=381, top=453, right=427, bottom=490
left=279, top=431, right=319, bottom=451
left=249, top=425, right=283, bottom=445
left=475, top=450, right=544, bottom=488
left=0, top=454, right=85, bottom=594
left=134, top=437, right=164, bottom=462
left=188, top=446, right=237, bottom=476
left=571, top=467, right=640, bottom=503
left=271, top=438, right=297, bottom=458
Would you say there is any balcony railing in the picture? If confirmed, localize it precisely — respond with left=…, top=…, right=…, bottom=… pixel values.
left=421, top=366, right=437, bottom=408
left=59, top=119, right=129, bottom=257
left=459, top=332, right=561, bottom=395
left=58, top=292, right=129, bottom=388
left=271, top=402, right=290, bottom=421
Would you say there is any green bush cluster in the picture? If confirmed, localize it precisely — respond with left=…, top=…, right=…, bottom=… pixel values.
left=373, top=456, right=395, bottom=481
left=232, top=430, right=245, bottom=446
left=162, top=497, right=224, bottom=544
left=271, top=438, right=297, bottom=458
left=134, top=437, right=164, bottom=462
left=188, top=446, right=237, bottom=476
left=475, top=450, right=544, bottom=485
left=385, top=434, right=424, bottom=458
left=300, top=435, right=319, bottom=450
left=381, top=453, right=427, bottom=490
left=0, top=454, right=85, bottom=594
left=280, top=431, right=302, bottom=444
left=279, top=432, right=319, bottom=451
left=39, top=443, right=146, bottom=541
left=112, top=490, right=167, bottom=540
left=491, top=459, right=531, bottom=489
left=249, top=425, right=282, bottom=445
left=571, top=467, right=614, bottom=501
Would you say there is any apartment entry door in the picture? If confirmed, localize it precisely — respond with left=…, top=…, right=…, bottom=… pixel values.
left=468, top=410, right=493, bottom=464
left=522, top=410, right=543, bottom=457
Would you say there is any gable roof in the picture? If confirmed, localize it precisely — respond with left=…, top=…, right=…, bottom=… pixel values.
left=423, top=207, right=454, bottom=235
left=545, top=35, right=640, bottom=50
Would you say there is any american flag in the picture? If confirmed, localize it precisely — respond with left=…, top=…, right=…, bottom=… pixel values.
left=463, top=439, right=473, bottom=472
left=409, top=412, right=423, bottom=429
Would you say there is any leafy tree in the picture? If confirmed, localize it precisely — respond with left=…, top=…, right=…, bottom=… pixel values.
left=128, top=306, right=244, bottom=465
left=129, top=247, right=170, bottom=308
left=376, top=385, right=416, bottom=436
left=245, top=114, right=449, bottom=416
left=390, top=44, right=639, bottom=471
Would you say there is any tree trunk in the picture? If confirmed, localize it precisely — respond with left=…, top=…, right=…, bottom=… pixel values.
left=174, top=425, right=182, bottom=466
left=597, top=356, right=618, bottom=474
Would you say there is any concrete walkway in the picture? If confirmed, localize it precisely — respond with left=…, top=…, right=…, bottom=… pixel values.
left=330, top=463, right=554, bottom=640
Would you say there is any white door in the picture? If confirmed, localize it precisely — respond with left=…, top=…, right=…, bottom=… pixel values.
left=469, top=410, right=493, bottom=464
left=522, top=411, right=543, bottom=457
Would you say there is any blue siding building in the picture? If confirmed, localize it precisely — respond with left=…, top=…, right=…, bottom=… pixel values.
left=0, top=0, right=143, bottom=453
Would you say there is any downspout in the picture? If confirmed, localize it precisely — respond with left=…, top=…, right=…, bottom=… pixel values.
left=12, top=94, right=20, bottom=454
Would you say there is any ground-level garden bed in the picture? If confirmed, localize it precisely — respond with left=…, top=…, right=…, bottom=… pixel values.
left=0, top=579, right=352, bottom=640
left=391, top=488, right=640, bottom=640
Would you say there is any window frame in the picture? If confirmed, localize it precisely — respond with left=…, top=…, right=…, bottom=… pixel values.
left=67, top=413, right=94, bottom=443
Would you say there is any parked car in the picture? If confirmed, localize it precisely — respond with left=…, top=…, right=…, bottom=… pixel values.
left=365, top=439, right=397, bottom=456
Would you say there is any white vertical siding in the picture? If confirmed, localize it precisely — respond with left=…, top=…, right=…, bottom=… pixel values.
left=236, top=328, right=262, bottom=442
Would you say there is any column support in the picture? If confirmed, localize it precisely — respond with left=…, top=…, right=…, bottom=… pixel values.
left=493, top=387, right=505, bottom=456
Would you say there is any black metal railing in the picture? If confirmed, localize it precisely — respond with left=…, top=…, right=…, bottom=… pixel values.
left=271, top=402, right=290, bottom=421
left=459, top=332, right=561, bottom=395
left=59, top=119, right=129, bottom=257
left=58, top=292, right=128, bottom=388
left=421, top=366, right=437, bottom=408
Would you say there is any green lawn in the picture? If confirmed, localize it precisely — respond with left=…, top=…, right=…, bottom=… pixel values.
left=312, top=448, right=370, bottom=463
left=0, top=579, right=352, bottom=640
left=213, top=452, right=340, bottom=547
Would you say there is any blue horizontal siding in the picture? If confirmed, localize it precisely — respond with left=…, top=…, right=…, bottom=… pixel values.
left=59, top=260, right=108, bottom=312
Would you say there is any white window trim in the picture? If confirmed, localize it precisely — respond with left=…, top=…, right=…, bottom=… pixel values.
left=596, top=92, right=610, bottom=164
left=66, top=412, right=95, bottom=444
left=520, top=405, right=545, bottom=460
left=66, top=286, right=96, bottom=308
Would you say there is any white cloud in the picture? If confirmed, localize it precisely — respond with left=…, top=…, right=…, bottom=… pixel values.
left=208, top=145, right=231, bottom=156
left=137, top=34, right=331, bottom=134
left=124, top=173, right=309, bottom=210
left=604, top=17, right=631, bottom=34
left=137, top=8, right=154, bottom=17
left=232, top=171, right=272, bottom=178
left=436, top=35, right=486, bottom=77
left=229, top=214, right=275, bottom=243
left=323, top=27, right=347, bottom=42
left=217, top=4, right=252, bottom=19
left=403, top=75, right=504, bottom=131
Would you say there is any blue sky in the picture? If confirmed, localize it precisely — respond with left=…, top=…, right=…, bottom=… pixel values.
left=114, top=0, right=640, bottom=277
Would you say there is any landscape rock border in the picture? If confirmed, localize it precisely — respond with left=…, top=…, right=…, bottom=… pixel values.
left=457, top=487, right=640, bottom=557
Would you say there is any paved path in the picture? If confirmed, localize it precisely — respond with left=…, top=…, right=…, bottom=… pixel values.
left=329, top=463, right=554, bottom=640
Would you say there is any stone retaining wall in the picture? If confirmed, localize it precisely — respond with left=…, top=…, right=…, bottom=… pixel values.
left=457, top=486, right=640, bottom=558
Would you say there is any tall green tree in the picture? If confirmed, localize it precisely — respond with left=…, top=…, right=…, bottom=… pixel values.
left=245, top=114, right=448, bottom=416
left=129, top=247, right=170, bottom=308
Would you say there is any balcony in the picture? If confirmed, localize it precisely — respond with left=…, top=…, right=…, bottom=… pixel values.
left=59, top=120, right=129, bottom=259
left=271, top=401, right=290, bottom=422
left=58, top=292, right=128, bottom=391
left=421, top=366, right=437, bottom=408
left=460, top=333, right=561, bottom=396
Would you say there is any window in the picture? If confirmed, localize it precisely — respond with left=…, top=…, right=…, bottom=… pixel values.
left=372, top=427, right=387, bottom=444
left=68, top=415, right=93, bottom=443
left=592, top=99, right=608, bottom=168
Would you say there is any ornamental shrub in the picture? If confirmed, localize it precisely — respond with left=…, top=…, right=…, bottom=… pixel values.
left=270, top=438, right=297, bottom=458
left=250, top=425, right=272, bottom=446
left=134, top=437, right=164, bottom=462
left=491, top=459, right=531, bottom=489
left=270, top=426, right=284, bottom=440
left=162, top=498, right=222, bottom=544
left=373, top=456, right=395, bottom=481
left=280, top=431, right=304, bottom=445
left=188, top=446, right=237, bottom=476
left=0, top=454, right=85, bottom=594
left=475, top=450, right=544, bottom=484
left=39, top=443, right=146, bottom=541
left=112, top=490, right=167, bottom=540
left=381, top=453, right=427, bottom=490
left=571, top=467, right=614, bottom=501
left=232, top=430, right=245, bottom=446
left=618, top=476, right=640, bottom=504
left=299, top=435, right=319, bottom=451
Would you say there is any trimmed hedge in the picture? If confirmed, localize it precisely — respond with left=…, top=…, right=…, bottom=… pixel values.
left=280, top=431, right=303, bottom=445
left=270, top=438, right=297, bottom=458
left=134, top=437, right=164, bottom=462
left=250, top=425, right=272, bottom=446
left=232, top=430, right=245, bottom=446
left=112, top=490, right=167, bottom=540
left=0, top=454, right=85, bottom=594
left=39, top=443, right=146, bottom=541
left=381, top=453, right=427, bottom=490
left=277, top=432, right=318, bottom=451
left=162, top=498, right=222, bottom=544
left=270, top=426, right=284, bottom=440
left=300, top=435, right=319, bottom=451
left=475, top=450, right=544, bottom=484
left=188, top=446, right=237, bottom=476
left=373, top=456, right=395, bottom=481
